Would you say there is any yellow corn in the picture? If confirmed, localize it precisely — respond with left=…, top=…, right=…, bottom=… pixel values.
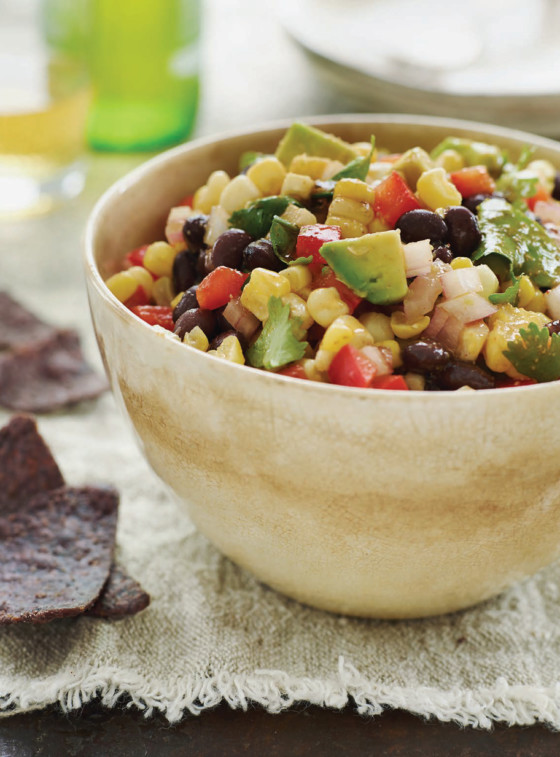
left=450, top=257, right=473, bottom=270
left=280, top=172, right=315, bottom=201
left=281, top=293, right=313, bottom=338
left=279, top=264, right=313, bottom=294
left=404, top=372, right=426, bottom=391
left=143, top=241, right=177, bottom=278
left=484, top=303, right=549, bottom=378
left=192, top=186, right=210, bottom=213
left=170, top=291, right=184, bottom=309
left=367, top=217, right=390, bottom=233
left=517, top=275, right=537, bottom=308
left=183, top=326, right=209, bottom=351
left=455, top=322, right=489, bottom=362
left=127, top=266, right=154, bottom=298
left=152, top=276, right=174, bottom=306
left=526, top=290, right=547, bottom=313
left=325, top=214, right=367, bottom=239
left=240, top=268, right=291, bottom=321
left=328, top=196, right=374, bottom=226
left=219, top=174, right=260, bottom=213
left=434, top=149, right=465, bottom=173
left=289, top=154, right=331, bottom=180
left=333, top=178, right=375, bottom=204
left=280, top=204, right=317, bottom=227
left=105, top=271, right=138, bottom=303
left=416, top=167, right=462, bottom=211
left=367, top=162, right=393, bottom=183
left=352, top=141, right=377, bottom=158
left=247, top=157, right=286, bottom=196
left=213, top=334, right=245, bottom=364
left=206, top=170, right=231, bottom=206
left=314, top=348, right=335, bottom=372
left=378, top=339, right=403, bottom=368
left=301, top=358, right=326, bottom=381
left=476, top=264, right=500, bottom=298
left=306, top=287, right=349, bottom=327
left=320, top=315, right=374, bottom=353
left=390, top=311, right=430, bottom=339
left=359, top=311, right=393, bottom=343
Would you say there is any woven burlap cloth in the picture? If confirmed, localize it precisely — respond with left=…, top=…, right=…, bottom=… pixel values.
left=1, top=395, right=560, bottom=727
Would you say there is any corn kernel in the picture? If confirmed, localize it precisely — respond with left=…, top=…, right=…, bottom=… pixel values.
left=193, top=186, right=211, bottom=213
left=206, top=170, right=231, bottom=206
left=476, top=264, right=499, bottom=298
left=282, top=293, right=313, bottom=338
left=404, top=372, right=426, bottom=391
left=325, top=214, right=367, bottom=239
left=315, top=348, right=335, bottom=372
left=214, top=334, right=245, bottom=364
left=517, top=275, right=537, bottom=308
left=183, top=326, right=209, bottom=351
left=416, top=167, right=462, bottom=211
left=105, top=271, right=138, bottom=303
left=247, top=157, right=286, bottom=196
left=367, top=162, right=393, bottom=183
left=301, top=358, right=326, bottom=381
left=328, top=196, right=374, bottom=225
left=333, top=178, right=375, bottom=204
left=280, top=204, right=317, bottom=227
left=127, top=266, right=153, bottom=298
left=219, top=174, right=260, bottom=214
left=378, top=339, right=403, bottom=368
left=306, top=287, right=349, bottom=327
left=359, top=311, right=393, bottom=342
left=240, top=268, right=291, bottom=321
left=367, top=217, right=390, bottom=234
left=352, top=141, right=377, bottom=158
left=279, top=264, right=313, bottom=294
left=484, top=303, right=549, bottom=378
left=455, top=322, right=489, bottom=362
left=170, top=291, right=184, bottom=309
left=152, top=276, right=174, bottom=306
left=280, top=172, right=315, bottom=201
left=143, top=241, right=177, bottom=278
left=289, top=155, right=331, bottom=180
left=320, top=315, right=374, bottom=353
left=526, top=290, right=547, bottom=313
left=390, top=311, right=430, bottom=339
left=450, top=257, right=473, bottom=270
left=434, top=149, right=465, bottom=173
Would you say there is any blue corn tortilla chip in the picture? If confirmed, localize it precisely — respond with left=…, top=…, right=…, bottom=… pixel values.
left=87, top=564, right=150, bottom=619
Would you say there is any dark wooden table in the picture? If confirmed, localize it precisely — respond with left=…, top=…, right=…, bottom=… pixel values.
left=1, top=703, right=559, bottom=756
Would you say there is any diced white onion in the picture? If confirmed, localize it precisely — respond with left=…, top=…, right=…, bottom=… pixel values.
left=534, top=200, right=560, bottom=226
left=545, top=285, right=560, bottom=320
left=424, top=306, right=464, bottom=350
left=441, top=267, right=483, bottom=299
left=204, top=205, right=230, bottom=247
left=165, top=206, right=194, bottom=248
left=403, top=240, right=433, bottom=278
left=360, top=345, right=392, bottom=376
left=223, top=297, right=260, bottom=340
left=403, top=272, right=443, bottom=322
left=439, top=292, right=497, bottom=324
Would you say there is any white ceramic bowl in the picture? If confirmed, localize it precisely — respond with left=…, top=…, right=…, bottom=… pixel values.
left=85, top=115, right=560, bottom=619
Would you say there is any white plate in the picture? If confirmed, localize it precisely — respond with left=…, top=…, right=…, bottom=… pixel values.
left=281, top=0, right=560, bottom=137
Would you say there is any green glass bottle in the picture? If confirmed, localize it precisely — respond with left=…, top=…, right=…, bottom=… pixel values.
left=87, top=0, right=200, bottom=151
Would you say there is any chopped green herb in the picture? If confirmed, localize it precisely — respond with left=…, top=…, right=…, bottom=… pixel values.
left=239, top=151, right=266, bottom=172
left=247, top=296, right=308, bottom=371
left=332, top=136, right=375, bottom=182
left=288, top=255, right=313, bottom=267
left=488, top=273, right=520, bottom=305
left=269, top=216, right=299, bottom=265
left=229, top=196, right=301, bottom=239
left=504, top=322, right=560, bottom=382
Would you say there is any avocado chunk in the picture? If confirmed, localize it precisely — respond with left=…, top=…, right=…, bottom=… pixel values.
left=393, top=147, right=434, bottom=190
left=320, top=231, right=408, bottom=305
left=275, top=123, right=358, bottom=168
left=430, top=137, right=506, bottom=176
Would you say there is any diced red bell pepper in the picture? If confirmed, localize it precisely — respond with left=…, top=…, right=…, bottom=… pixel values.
left=450, top=166, right=496, bottom=197
left=328, top=344, right=377, bottom=388
left=373, top=171, right=421, bottom=227
left=123, top=285, right=150, bottom=309
left=125, top=244, right=149, bottom=268
left=495, top=377, right=537, bottom=388
left=295, top=224, right=342, bottom=274
left=177, top=193, right=194, bottom=207
left=131, top=305, right=175, bottom=331
left=277, top=363, right=308, bottom=380
left=526, top=184, right=552, bottom=212
left=196, top=267, right=249, bottom=310
left=311, top=270, right=363, bottom=313
left=370, top=375, right=409, bottom=391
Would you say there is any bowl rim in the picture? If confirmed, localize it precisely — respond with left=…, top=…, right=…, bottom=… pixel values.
left=84, top=112, right=560, bottom=400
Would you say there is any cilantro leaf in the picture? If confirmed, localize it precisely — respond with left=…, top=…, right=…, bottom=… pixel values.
left=331, top=136, right=375, bottom=182
left=229, top=196, right=301, bottom=239
left=247, top=296, right=308, bottom=371
left=269, top=216, right=299, bottom=265
left=488, top=272, right=520, bottom=305
left=288, top=255, right=312, bottom=266
left=504, top=322, right=560, bottom=382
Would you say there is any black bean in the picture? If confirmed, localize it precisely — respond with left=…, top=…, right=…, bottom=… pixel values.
left=174, top=308, right=216, bottom=340
left=209, top=229, right=252, bottom=271
left=444, top=206, right=481, bottom=257
left=462, top=193, right=492, bottom=214
left=214, top=306, right=231, bottom=334
left=547, top=320, right=560, bottom=335
left=197, top=249, right=212, bottom=278
left=172, top=285, right=199, bottom=322
left=553, top=173, right=560, bottom=202
left=395, top=209, right=448, bottom=246
left=242, top=239, right=282, bottom=272
left=209, top=329, right=247, bottom=351
left=182, top=215, right=208, bottom=252
left=172, top=250, right=196, bottom=293
left=433, top=246, right=453, bottom=264
left=437, top=361, right=496, bottom=391
left=401, top=339, right=451, bottom=373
